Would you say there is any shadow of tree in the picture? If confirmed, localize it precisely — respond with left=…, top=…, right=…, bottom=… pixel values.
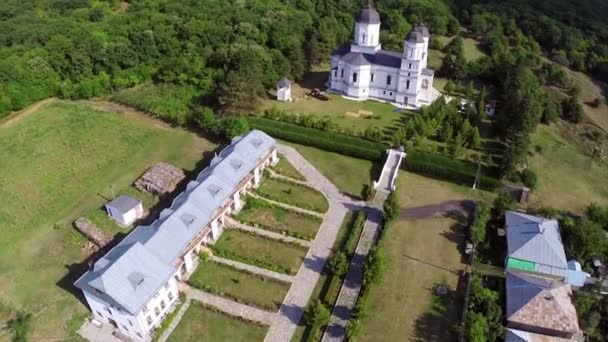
left=412, top=282, right=460, bottom=342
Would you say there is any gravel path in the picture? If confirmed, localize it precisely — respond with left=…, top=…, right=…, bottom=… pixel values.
left=210, top=256, right=295, bottom=283
left=185, top=285, right=275, bottom=326
left=264, top=145, right=363, bottom=342
left=226, top=217, right=312, bottom=247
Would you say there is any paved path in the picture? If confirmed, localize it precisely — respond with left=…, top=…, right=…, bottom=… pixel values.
left=401, top=200, right=476, bottom=220
left=322, top=198, right=386, bottom=342
left=185, top=285, right=275, bottom=325
left=248, top=192, right=325, bottom=218
left=210, top=256, right=295, bottom=283
left=226, top=217, right=311, bottom=247
left=157, top=299, right=192, bottom=342
left=264, top=145, right=365, bottom=342
left=267, top=169, right=311, bottom=187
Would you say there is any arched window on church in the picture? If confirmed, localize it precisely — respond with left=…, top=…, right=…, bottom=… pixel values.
left=361, top=34, right=366, bottom=45
left=406, top=80, right=410, bottom=89
left=386, top=75, right=392, bottom=86
left=422, top=79, right=429, bottom=89
left=353, top=72, right=358, bottom=83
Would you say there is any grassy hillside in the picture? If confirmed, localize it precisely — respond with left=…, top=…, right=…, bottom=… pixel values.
left=0, top=100, right=215, bottom=339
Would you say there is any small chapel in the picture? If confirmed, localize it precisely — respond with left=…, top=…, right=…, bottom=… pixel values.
left=328, top=5, right=441, bottom=108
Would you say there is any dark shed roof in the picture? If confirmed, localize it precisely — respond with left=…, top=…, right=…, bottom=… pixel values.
left=276, top=77, right=291, bottom=88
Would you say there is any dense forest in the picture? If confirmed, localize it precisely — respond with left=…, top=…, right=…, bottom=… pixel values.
left=1, top=0, right=607, bottom=118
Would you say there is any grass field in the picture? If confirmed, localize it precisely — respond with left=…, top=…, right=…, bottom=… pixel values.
left=528, top=124, right=608, bottom=213
left=272, top=156, right=306, bottom=181
left=396, top=171, right=494, bottom=208
left=0, top=100, right=216, bottom=339
left=188, top=261, right=290, bottom=310
left=280, top=141, right=377, bottom=199
left=211, top=229, right=308, bottom=275
left=236, top=199, right=322, bottom=240
left=256, top=177, right=329, bottom=213
left=167, top=302, right=267, bottom=342
left=356, top=217, right=466, bottom=342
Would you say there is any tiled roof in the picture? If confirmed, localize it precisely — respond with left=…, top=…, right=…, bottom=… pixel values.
left=75, top=130, right=276, bottom=314
left=505, top=328, right=574, bottom=342
left=334, top=46, right=402, bottom=69
left=506, top=271, right=579, bottom=336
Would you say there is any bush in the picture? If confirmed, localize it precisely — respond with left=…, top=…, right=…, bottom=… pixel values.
left=589, top=97, right=602, bottom=108
left=470, top=203, right=490, bottom=245
left=7, top=311, right=32, bottom=342
left=361, top=183, right=376, bottom=201
left=328, top=251, right=349, bottom=278
left=520, top=168, right=538, bottom=189
left=561, top=97, right=584, bottom=123
left=363, top=245, right=385, bottom=286
left=405, top=150, right=501, bottom=190
left=247, top=117, right=385, bottom=161
left=383, top=191, right=400, bottom=222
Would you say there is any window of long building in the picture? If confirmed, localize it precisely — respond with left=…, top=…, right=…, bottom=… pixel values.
left=371, top=73, right=374, bottom=82
left=352, top=72, right=358, bottom=83
left=386, top=75, right=392, bottom=85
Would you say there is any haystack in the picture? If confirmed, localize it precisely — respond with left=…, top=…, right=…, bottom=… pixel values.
left=134, top=162, right=185, bottom=196
left=74, top=218, right=112, bottom=248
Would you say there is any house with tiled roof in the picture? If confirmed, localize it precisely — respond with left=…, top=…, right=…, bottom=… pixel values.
left=74, top=130, right=278, bottom=341
left=505, top=328, right=576, bottom=342
left=506, top=271, right=580, bottom=339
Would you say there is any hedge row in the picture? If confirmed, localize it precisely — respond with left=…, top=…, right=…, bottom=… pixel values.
left=247, top=117, right=385, bottom=161
left=405, top=150, right=502, bottom=191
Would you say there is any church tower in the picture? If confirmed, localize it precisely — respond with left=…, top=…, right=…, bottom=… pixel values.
left=351, top=5, right=381, bottom=54
left=397, top=25, right=431, bottom=105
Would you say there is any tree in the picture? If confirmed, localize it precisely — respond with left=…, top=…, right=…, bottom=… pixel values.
left=471, top=127, right=482, bottom=149
left=470, top=203, right=490, bottom=245
left=194, top=106, right=219, bottom=133
left=561, top=218, right=608, bottom=261
left=328, top=251, right=349, bottom=278
left=467, top=312, right=489, bottom=342
left=561, top=97, right=584, bottom=123
left=219, top=116, right=249, bottom=139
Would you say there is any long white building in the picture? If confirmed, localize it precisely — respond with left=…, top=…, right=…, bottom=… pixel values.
left=328, top=5, right=440, bottom=108
left=75, top=130, right=277, bottom=341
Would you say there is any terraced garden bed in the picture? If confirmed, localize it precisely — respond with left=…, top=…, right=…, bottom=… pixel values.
left=255, top=177, right=328, bottom=213
left=272, top=156, right=306, bottom=181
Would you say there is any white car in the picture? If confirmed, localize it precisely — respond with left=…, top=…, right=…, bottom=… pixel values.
left=465, top=242, right=474, bottom=255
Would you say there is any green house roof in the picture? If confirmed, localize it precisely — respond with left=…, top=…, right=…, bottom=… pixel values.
left=507, top=257, right=536, bottom=271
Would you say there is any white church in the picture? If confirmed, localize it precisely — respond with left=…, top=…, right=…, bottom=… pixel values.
left=329, top=5, right=440, bottom=108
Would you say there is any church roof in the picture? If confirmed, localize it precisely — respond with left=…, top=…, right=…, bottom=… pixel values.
left=406, top=29, right=425, bottom=43
left=355, top=5, right=380, bottom=24
left=422, top=68, right=435, bottom=76
left=276, top=77, right=291, bottom=88
left=333, top=45, right=402, bottom=69
left=415, top=24, right=430, bottom=37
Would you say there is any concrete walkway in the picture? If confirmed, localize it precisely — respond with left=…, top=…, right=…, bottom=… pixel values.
left=226, top=217, right=312, bottom=247
left=210, top=256, right=295, bottom=283
left=157, top=300, right=192, bottom=342
left=264, top=145, right=364, bottom=342
left=248, top=192, right=326, bottom=218
left=185, top=285, right=275, bottom=326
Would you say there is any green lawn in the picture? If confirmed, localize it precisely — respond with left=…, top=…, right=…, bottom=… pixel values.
left=356, top=217, right=466, bottom=342
left=236, top=198, right=322, bottom=240
left=280, top=141, right=376, bottom=199
left=273, top=156, right=306, bottom=181
left=189, top=261, right=290, bottom=311
left=167, top=302, right=267, bottom=342
left=0, top=100, right=216, bottom=339
left=211, top=229, right=308, bottom=275
left=528, top=123, right=608, bottom=213
left=256, top=177, right=329, bottom=213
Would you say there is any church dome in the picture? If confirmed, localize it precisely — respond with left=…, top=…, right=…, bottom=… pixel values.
left=355, top=5, right=380, bottom=24
left=406, top=29, right=425, bottom=43
left=415, top=24, right=430, bottom=37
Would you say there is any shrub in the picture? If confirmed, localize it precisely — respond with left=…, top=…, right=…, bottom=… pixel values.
left=561, top=97, right=584, bottom=123
left=361, top=183, right=376, bottom=201
left=520, top=168, right=538, bottom=189
left=363, top=245, right=385, bottom=286
left=7, top=311, right=32, bottom=342
left=247, top=117, right=385, bottom=161
left=346, top=319, right=361, bottom=339
left=405, top=150, right=501, bottom=190
left=383, top=191, right=400, bottom=221
left=470, top=203, right=490, bottom=245
left=328, top=251, right=349, bottom=278
left=589, top=97, right=602, bottom=108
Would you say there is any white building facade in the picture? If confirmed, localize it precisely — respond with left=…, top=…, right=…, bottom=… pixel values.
left=329, top=5, right=440, bottom=108
left=75, top=130, right=278, bottom=341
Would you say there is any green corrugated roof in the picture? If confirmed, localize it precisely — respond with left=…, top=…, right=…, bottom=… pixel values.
left=507, top=257, right=536, bottom=271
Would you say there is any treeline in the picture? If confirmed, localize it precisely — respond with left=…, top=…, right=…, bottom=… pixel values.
left=0, top=0, right=460, bottom=118
left=454, top=0, right=608, bottom=83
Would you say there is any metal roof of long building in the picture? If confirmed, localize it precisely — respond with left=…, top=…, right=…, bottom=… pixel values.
left=75, top=130, right=276, bottom=315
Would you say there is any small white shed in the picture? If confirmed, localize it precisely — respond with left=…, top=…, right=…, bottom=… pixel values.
left=276, top=77, right=292, bottom=102
left=105, top=194, right=144, bottom=226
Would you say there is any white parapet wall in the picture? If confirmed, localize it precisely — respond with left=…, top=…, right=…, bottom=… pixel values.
left=374, top=149, right=406, bottom=192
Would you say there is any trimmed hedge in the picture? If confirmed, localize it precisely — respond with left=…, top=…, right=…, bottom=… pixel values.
left=405, top=150, right=501, bottom=190
left=247, top=117, right=385, bottom=161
